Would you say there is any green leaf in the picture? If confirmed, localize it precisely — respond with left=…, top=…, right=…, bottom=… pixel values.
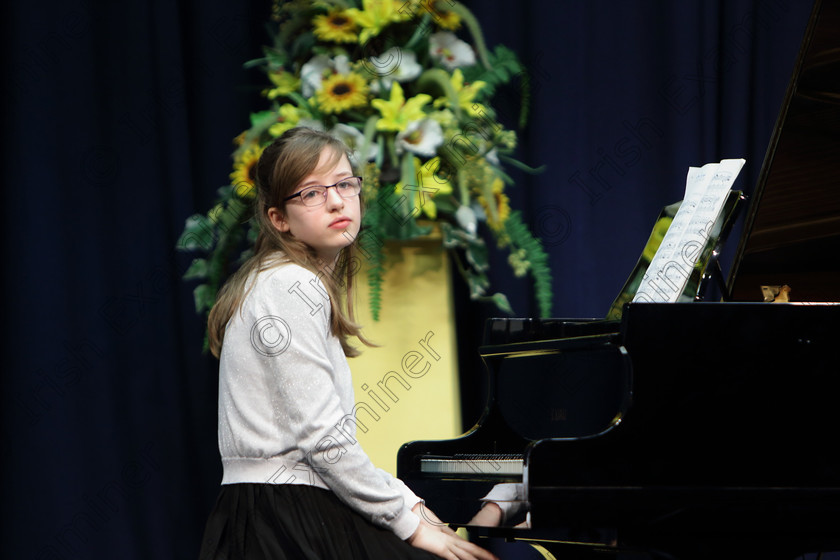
left=465, top=269, right=489, bottom=298
left=216, top=198, right=250, bottom=233
left=488, top=292, right=513, bottom=314
left=183, top=258, right=209, bottom=281
left=249, top=110, right=276, bottom=129
left=290, top=31, right=316, bottom=60
left=433, top=197, right=457, bottom=215
left=193, top=283, right=215, bottom=314
left=243, top=55, right=271, bottom=70
left=404, top=13, right=433, bottom=51
left=177, top=214, right=216, bottom=252
left=465, top=242, right=489, bottom=273
left=361, top=115, right=379, bottom=163
left=498, top=153, right=547, bottom=175
left=417, top=68, right=462, bottom=119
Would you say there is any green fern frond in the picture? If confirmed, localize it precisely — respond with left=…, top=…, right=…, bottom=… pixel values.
left=463, top=46, right=524, bottom=95
left=364, top=245, right=385, bottom=321
left=360, top=195, right=388, bottom=321
left=462, top=46, right=531, bottom=128
left=177, top=189, right=252, bottom=321
left=504, top=211, right=553, bottom=317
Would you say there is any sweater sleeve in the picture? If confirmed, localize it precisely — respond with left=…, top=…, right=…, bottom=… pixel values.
left=479, top=483, right=526, bottom=525
left=377, top=468, right=423, bottom=511
left=248, top=265, right=421, bottom=540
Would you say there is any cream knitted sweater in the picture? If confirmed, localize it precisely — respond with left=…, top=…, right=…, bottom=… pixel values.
left=216, top=259, right=421, bottom=540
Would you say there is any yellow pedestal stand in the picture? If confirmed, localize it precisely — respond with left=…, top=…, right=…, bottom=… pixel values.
left=349, top=237, right=462, bottom=476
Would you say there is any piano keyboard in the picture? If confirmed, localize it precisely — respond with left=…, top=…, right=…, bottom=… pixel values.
left=419, top=454, right=524, bottom=476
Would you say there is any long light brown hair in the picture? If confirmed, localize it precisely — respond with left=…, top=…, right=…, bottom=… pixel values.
left=207, top=127, right=370, bottom=358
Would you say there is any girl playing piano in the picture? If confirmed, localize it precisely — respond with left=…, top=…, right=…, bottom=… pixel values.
left=198, top=127, right=497, bottom=560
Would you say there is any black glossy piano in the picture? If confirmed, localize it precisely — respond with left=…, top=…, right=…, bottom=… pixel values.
left=397, top=1, right=840, bottom=558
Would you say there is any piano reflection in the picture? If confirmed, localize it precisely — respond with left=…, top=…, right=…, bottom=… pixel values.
left=397, top=0, right=840, bottom=558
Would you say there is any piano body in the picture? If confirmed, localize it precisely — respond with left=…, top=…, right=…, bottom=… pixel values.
left=397, top=0, right=840, bottom=557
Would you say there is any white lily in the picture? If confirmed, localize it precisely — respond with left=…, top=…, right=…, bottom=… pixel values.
left=456, top=205, right=478, bottom=236
left=365, top=47, right=422, bottom=89
left=396, top=119, right=444, bottom=157
left=297, top=118, right=325, bottom=131
left=331, top=123, right=378, bottom=164
left=429, top=31, right=476, bottom=70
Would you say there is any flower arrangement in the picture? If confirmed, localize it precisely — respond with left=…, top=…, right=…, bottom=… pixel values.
left=178, top=0, right=552, bottom=324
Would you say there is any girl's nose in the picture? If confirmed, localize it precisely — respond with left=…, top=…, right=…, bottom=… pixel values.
left=325, top=186, right=345, bottom=209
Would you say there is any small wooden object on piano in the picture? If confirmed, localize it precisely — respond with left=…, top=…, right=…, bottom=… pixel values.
left=761, top=284, right=791, bottom=302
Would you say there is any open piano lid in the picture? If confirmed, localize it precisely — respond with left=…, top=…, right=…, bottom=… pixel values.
left=728, top=0, right=840, bottom=302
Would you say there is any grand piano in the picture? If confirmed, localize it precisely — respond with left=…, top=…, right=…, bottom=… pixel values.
left=397, top=0, right=840, bottom=558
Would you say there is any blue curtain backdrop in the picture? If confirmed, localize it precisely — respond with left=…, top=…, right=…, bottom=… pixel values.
left=1, top=1, right=815, bottom=558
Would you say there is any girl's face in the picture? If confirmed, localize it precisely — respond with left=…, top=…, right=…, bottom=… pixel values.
left=268, top=147, right=361, bottom=264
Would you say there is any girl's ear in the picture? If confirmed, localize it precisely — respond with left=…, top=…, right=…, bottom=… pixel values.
left=267, top=207, right=290, bottom=232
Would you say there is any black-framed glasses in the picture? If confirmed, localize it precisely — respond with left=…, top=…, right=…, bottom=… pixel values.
left=283, top=176, right=363, bottom=207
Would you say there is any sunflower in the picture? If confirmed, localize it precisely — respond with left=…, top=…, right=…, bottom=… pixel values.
left=313, top=10, right=358, bottom=43
left=478, top=177, right=511, bottom=232
left=230, top=144, right=263, bottom=199
left=316, top=73, right=369, bottom=114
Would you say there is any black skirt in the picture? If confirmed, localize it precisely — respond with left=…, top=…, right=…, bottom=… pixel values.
left=199, top=484, right=442, bottom=560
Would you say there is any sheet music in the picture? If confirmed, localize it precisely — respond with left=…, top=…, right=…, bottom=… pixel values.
left=633, top=158, right=745, bottom=303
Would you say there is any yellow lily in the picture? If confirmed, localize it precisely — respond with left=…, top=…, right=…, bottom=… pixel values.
left=268, top=103, right=305, bottom=137
left=371, top=82, right=431, bottom=132
left=265, top=70, right=300, bottom=100
left=395, top=157, right=453, bottom=219
left=345, top=0, right=412, bottom=45
left=434, top=68, right=487, bottom=117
